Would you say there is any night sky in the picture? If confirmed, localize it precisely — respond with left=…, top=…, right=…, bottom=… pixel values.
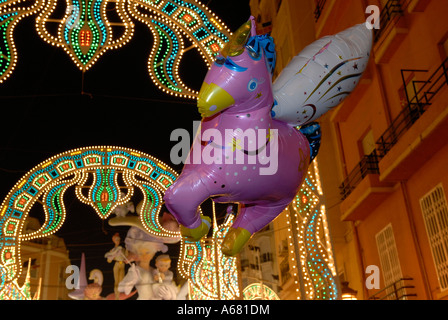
left=0, top=0, right=251, bottom=297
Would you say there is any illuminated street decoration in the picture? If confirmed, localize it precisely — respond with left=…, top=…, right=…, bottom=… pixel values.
left=0, top=146, right=179, bottom=298
left=0, top=147, right=338, bottom=300
left=35, top=0, right=135, bottom=71
left=242, top=283, right=280, bottom=300
left=0, top=0, right=231, bottom=97
left=287, top=160, right=338, bottom=300
left=0, top=259, right=41, bottom=300
left=0, top=146, right=239, bottom=300
left=178, top=206, right=240, bottom=300
left=0, top=0, right=45, bottom=84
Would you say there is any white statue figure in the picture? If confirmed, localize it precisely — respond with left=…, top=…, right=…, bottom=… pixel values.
left=84, top=269, right=103, bottom=300
left=112, top=192, right=135, bottom=218
left=118, top=227, right=176, bottom=300
left=104, top=232, right=126, bottom=299
left=152, top=254, right=179, bottom=300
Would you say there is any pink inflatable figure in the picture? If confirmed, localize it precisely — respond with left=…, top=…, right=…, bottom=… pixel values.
left=165, top=17, right=311, bottom=256
left=164, top=17, right=371, bottom=256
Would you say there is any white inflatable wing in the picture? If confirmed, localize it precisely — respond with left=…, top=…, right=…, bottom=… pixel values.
left=272, top=23, right=373, bottom=127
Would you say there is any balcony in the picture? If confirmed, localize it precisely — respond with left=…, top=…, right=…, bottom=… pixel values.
left=338, top=58, right=448, bottom=216
left=373, top=0, right=404, bottom=43
left=340, top=152, right=380, bottom=201
left=314, top=0, right=327, bottom=22
left=368, top=277, right=417, bottom=300
left=378, top=57, right=448, bottom=181
left=339, top=151, right=395, bottom=221
left=373, top=0, right=408, bottom=64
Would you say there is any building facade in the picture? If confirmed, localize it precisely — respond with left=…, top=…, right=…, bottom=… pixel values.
left=17, top=217, right=72, bottom=300
left=239, top=224, right=282, bottom=297
left=250, top=0, right=448, bottom=300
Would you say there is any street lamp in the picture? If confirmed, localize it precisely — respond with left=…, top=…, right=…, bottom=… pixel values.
left=341, top=281, right=358, bottom=300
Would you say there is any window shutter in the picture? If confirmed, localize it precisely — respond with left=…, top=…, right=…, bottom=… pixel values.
left=420, top=184, right=448, bottom=290
left=376, top=223, right=404, bottom=299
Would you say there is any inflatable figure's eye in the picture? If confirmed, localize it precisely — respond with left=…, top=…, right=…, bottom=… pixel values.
left=248, top=79, right=258, bottom=92
left=247, top=47, right=261, bottom=60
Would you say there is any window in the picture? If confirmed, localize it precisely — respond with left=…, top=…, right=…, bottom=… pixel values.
left=420, top=184, right=448, bottom=291
left=438, top=33, right=448, bottom=60
left=361, top=129, right=376, bottom=156
left=398, top=72, right=426, bottom=107
left=442, top=39, right=448, bottom=58
left=376, top=224, right=404, bottom=299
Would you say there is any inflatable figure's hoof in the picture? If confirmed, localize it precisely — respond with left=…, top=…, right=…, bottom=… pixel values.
left=222, top=227, right=252, bottom=256
left=180, top=215, right=211, bottom=241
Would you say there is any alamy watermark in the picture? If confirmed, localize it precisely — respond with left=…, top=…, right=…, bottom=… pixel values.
left=170, top=121, right=279, bottom=176
left=65, top=265, right=80, bottom=290
left=365, top=5, right=381, bottom=30
left=65, top=5, right=81, bottom=30
left=365, top=265, right=380, bottom=290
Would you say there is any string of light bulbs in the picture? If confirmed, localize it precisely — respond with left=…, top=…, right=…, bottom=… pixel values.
left=287, top=160, right=338, bottom=300
left=0, top=0, right=232, bottom=98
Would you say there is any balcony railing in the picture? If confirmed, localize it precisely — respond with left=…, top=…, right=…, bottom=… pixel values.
left=374, top=0, right=404, bottom=43
left=376, top=101, right=427, bottom=159
left=339, top=151, right=380, bottom=200
left=314, top=0, right=327, bottom=22
left=377, top=57, right=448, bottom=158
left=368, top=277, right=416, bottom=300
left=339, top=57, right=448, bottom=201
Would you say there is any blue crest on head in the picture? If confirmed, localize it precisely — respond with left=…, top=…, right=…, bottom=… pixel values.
left=246, top=34, right=277, bottom=75
left=299, top=122, right=321, bottom=162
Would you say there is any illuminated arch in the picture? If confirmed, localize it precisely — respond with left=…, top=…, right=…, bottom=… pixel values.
left=0, top=0, right=232, bottom=98
left=0, top=146, right=180, bottom=294
left=178, top=210, right=240, bottom=300
left=242, top=283, right=280, bottom=300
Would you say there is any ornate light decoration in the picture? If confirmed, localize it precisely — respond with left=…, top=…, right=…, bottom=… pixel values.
left=0, top=154, right=339, bottom=300
left=0, top=145, right=241, bottom=300
left=178, top=205, right=240, bottom=300
left=287, top=160, right=338, bottom=300
left=0, top=146, right=180, bottom=298
left=0, top=259, right=41, bottom=300
left=0, top=0, right=231, bottom=98
left=242, top=283, right=280, bottom=301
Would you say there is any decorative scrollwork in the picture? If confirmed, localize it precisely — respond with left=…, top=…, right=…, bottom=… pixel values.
left=0, top=0, right=231, bottom=97
left=0, top=146, right=179, bottom=291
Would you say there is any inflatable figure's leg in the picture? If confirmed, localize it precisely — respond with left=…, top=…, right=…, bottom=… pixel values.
left=222, top=201, right=290, bottom=256
left=164, top=176, right=211, bottom=241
